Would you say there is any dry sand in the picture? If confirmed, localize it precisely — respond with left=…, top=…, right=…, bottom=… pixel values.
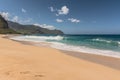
left=0, top=34, right=120, bottom=80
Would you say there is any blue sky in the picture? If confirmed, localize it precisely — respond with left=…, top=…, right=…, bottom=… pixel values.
left=0, top=0, right=120, bottom=34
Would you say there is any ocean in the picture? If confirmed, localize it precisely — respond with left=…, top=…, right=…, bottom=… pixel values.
left=10, top=34, right=120, bottom=58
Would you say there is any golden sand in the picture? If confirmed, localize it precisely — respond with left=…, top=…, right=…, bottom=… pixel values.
left=0, top=35, right=120, bottom=80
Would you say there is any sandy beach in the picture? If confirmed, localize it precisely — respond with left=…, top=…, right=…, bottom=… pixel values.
left=0, top=34, right=120, bottom=80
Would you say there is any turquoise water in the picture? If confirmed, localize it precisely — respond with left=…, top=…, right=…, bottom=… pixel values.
left=54, top=35, right=120, bottom=52
left=11, top=34, right=120, bottom=58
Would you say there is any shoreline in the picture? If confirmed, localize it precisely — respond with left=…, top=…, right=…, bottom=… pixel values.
left=6, top=34, right=120, bottom=70
left=7, top=34, right=120, bottom=58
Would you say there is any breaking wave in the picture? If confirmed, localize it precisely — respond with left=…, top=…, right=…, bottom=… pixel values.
left=10, top=35, right=64, bottom=42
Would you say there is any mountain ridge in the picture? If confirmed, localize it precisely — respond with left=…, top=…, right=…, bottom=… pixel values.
left=0, top=15, right=64, bottom=35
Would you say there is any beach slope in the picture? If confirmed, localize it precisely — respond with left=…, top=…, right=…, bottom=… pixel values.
left=0, top=35, right=120, bottom=80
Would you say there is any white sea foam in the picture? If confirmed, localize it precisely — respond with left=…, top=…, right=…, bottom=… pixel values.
left=92, top=38, right=111, bottom=43
left=25, top=35, right=64, bottom=40
left=118, top=41, right=120, bottom=45
left=92, top=38, right=120, bottom=46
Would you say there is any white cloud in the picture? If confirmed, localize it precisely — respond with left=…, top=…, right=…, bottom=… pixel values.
left=68, top=18, right=80, bottom=23
left=55, top=14, right=59, bottom=16
left=12, top=16, right=19, bottom=22
left=12, top=16, right=32, bottom=24
left=49, top=6, right=69, bottom=16
left=56, top=19, right=63, bottom=23
left=22, top=8, right=26, bottom=13
left=58, top=6, right=69, bottom=15
left=0, top=11, right=32, bottom=24
left=49, top=7, right=54, bottom=12
left=24, top=18, right=32, bottom=23
left=33, top=23, right=56, bottom=30
left=0, top=12, right=10, bottom=20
